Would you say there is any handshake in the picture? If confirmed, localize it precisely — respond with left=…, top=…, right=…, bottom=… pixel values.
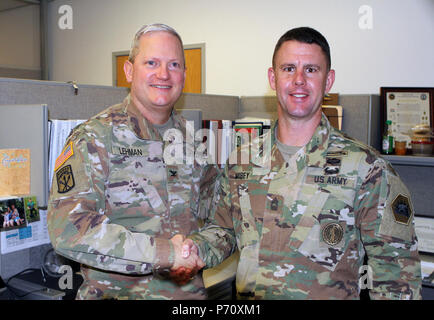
left=169, top=234, right=205, bottom=285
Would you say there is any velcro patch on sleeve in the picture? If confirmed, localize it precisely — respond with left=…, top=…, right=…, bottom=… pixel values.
left=56, top=164, right=75, bottom=193
left=54, top=142, right=74, bottom=171
left=378, top=172, right=414, bottom=241
left=391, top=194, right=412, bottom=225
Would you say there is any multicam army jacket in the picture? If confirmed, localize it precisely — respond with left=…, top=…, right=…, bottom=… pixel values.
left=190, top=114, right=422, bottom=300
left=47, top=95, right=214, bottom=300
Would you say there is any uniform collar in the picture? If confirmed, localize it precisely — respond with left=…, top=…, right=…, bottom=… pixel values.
left=303, top=113, right=332, bottom=168
left=123, top=94, right=186, bottom=141
left=253, top=113, right=332, bottom=170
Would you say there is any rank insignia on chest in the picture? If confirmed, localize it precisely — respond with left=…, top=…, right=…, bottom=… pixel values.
left=270, top=197, right=279, bottom=211
left=56, top=164, right=75, bottom=193
left=391, top=194, right=413, bottom=225
left=169, top=169, right=177, bottom=177
left=321, top=222, right=344, bottom=246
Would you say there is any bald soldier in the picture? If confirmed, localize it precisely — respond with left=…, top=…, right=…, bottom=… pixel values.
left=47, top=23, right=210, bottom=300
left=181, top=27, right=422, bottom=299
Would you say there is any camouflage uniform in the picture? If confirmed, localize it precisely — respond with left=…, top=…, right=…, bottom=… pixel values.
left=47, top=95, right=214, bottom=300
left=190, top=114, right=422, bottom=300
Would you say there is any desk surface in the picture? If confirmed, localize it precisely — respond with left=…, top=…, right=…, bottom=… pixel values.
left=0, top=269, right=82, bottom=300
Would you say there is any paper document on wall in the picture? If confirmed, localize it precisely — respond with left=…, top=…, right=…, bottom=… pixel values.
left=0, top=149, right=31, bottom=196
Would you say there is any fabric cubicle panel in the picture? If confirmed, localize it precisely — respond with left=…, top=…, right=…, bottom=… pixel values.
left=175, top=92, right=239, bottom=121
left=0, top=78, right=240, bottom=121
left=0, top=78, right=128, bottom=120
left=0, top=68, right=41, bottom=81
left=238, top=95, right=278, bottom=120
left=340, top=94, right=381, bottom=151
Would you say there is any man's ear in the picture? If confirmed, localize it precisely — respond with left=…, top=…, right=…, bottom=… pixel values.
left=123, top=60, right=133, bottom=83
left=268, top=67, right=276, bottom=91
left=325, top=69, right=335, bottom=94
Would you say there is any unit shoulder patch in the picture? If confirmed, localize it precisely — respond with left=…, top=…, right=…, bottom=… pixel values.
left=56, top=164, right=75, bottom=193
left=378, top=172, right=415, bottom=242
left=391, top=194, right=413, bottom=225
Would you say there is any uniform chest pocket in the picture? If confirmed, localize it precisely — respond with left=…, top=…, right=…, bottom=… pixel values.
left=166, top=163, right=197, bottom=215
left=229, top=178, right=261, bottom=250
left=107, top=154, right=168, bottom=216
left=295, top=192, right=355, bottom=272
left=297, top=220, right=349, bottom=272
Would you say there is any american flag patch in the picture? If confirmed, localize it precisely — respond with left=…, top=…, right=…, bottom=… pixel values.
left=54, top=142, right=74, bottom=171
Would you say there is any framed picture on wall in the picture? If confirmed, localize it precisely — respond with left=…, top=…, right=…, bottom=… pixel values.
left=380, top=87, right=434, bottom=148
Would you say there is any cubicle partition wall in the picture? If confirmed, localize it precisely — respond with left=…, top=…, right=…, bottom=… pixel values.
left=176, top=92, right=240, bottom=121
left=0, top=79, right=126, bottom=280
left=0, top=78, right=432, bottom=293
left=0, top=68, right=41, bottom=81
left=0, top=78, right=128, bottom=120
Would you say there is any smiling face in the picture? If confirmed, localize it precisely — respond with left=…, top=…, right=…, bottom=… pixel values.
left=268, top=40, right=335, bottom=123
left=124, top=31, right=186, bottom=123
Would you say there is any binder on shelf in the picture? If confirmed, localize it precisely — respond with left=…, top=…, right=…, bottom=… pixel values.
left=233, top=117, right=272, bottom=148
left=201, top=119, right=236, bottom=168
left=220, top=120, right=233, bottom=168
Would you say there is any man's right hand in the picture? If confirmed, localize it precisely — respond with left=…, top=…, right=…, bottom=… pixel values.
left=169, top=235, right=205, bottom=285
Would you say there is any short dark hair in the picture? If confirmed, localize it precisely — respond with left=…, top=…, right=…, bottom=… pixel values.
left=272, top=27, right=331, bottom=70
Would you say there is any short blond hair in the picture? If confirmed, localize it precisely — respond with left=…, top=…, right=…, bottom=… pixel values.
left=128, top=23, right=185, bottom=68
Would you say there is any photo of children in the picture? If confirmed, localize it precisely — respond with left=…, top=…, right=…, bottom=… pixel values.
left=24, top=196, right=40, bottom=223
left=0, top=198, right=27, bottom=231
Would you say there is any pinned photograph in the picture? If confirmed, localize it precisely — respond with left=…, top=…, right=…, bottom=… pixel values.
left=24, top=196, right=40, bottom=224
left=0, top=197, right=28, bottom=232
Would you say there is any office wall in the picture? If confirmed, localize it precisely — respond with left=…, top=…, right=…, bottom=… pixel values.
left=1, top=1, right=432, bottom=95
left=0, top=4, right=40, bottom=71
left=46, top=0, right=434, bottom=96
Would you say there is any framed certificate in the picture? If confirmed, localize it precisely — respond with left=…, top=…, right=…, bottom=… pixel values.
left=380, top=87, right=434, bottom=148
